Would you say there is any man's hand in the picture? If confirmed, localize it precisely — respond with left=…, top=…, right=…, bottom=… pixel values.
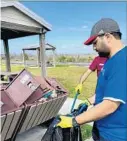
left=57, top=116, right=78, bottom=128
left=75, top=84, right=82, bottom=94
left=82, top=99, right=91, bottom=106
left=78, top=99, right=91, bottom=107
left=75, top=99, right=91, bottom=110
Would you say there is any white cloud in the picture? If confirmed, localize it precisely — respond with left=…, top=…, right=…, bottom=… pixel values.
left=82, top=25, right=88, bottom=29
left=55, top=25, right=90, bottom=32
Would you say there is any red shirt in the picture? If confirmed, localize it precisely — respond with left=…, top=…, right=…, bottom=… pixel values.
left=89, top=56, right=108, bottom=77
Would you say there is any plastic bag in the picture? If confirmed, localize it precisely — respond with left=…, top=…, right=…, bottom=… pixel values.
left=41, top=118, right=62, bottom=141
left=62, top=127, right=82, bottom=141
left=41, top=125, right=82, bottom=141
left=42, top=97, right=87, bottom=141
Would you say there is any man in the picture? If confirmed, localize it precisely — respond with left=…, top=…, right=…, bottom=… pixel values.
left=57, top=18, right=127, bottom=141
left=75, top=52, right=108, bottom=105
left=78, top=52, right=108, bottom=82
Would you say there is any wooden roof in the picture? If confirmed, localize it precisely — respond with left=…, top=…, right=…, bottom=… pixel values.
left=1, top=1, right=52, bottom=40
left=22, top=43, right=56, bottom=51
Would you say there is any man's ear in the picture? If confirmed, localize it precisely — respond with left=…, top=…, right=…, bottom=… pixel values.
left=105, top=33, right=111, bottom=38
left=105, top=33, right=112, bottom=43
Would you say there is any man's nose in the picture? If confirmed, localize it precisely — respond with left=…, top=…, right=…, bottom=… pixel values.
left=93, top=46, right=96, bottom=50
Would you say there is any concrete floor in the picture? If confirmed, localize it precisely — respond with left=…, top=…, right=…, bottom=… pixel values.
left=15, top=125, right=47, bottom=141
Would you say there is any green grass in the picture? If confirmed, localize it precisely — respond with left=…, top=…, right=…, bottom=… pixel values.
left=47, top=66, right=97, bottom=100
left=0, top=64, right=97, bottom=99
left=1, top=64, right=95, bottom=140
left=1, top=64, right=97, bottom=99
left=81, top=124, right=92, bottom=140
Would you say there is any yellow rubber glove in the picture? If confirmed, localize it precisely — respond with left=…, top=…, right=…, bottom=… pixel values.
left=83, top=99, right=91, bottom=106
left=75, top=84, right=82, bottom=94
left=57, top=116, right=73, bottom=128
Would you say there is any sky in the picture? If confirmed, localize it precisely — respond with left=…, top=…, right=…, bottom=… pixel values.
left=1, top=1, right=127, bottom=55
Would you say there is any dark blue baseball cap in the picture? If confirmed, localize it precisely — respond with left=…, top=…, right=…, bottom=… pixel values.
left=84, top=18, right=121, bottom=45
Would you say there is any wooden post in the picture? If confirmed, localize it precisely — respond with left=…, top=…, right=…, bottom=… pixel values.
left=3, top=39, right=11, bottom=72
left=22, top=49, right=25, bottom=67
left=53, top=50, right=56, bottom=67
left=37, top=48, right=40, bottom=67
left=39, top=33, right=46, bottom=77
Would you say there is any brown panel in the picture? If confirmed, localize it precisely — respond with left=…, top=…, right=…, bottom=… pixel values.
left=25, top=76, right=57, bottom=104
left=39, top=100, right=53, bottom=124
left=19, top=104, right=36, bottom=133
left=31, top=102, right=43, bottom=127
left=45, top=98, right=58, bottom=121
left=51, top=97, right=64, bottom=118
left=52, top=96, right=67, bottom=118
left=46, top=78, right=68, bottom=94
left=5, top=110, right=22, bottom=140
left=26, top=103, right=42, bottom=129
left=5, top=69, right=40, bottom=106
left=34, top=76, right=54, bottom=91
left=41, top=100, right=54, bottom=123
left=42, top=99, right=56, bottom=122
left=46, top=98, right=59, bottom=120
left=1, top=112, right=14, bottom=141
left=51, top=98, right=63, bottom=118
left=0, top=90, right=18, bottom=115
left=34, top=102, right=48, bottom=126
left=25, top=87, right=43, bottom=104
left=0, top=115, right=6, bottom=132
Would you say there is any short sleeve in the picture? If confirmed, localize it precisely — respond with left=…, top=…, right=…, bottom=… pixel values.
left=89, top=57, right=97, bottom=71
left=103, top=64, right=126, bottom=104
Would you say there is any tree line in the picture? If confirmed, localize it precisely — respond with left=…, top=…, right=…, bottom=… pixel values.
left=1, top=53, right=96, bottom=63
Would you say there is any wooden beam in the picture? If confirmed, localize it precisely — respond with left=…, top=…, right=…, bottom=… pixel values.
left=3, top=39, right=11, bottom=72
left=39, top=34, right=46, bottom=77
left=1, top=21, right=43, bottom=34
left=22, top=50, right=26, bottom=67
left=37, top=49, right=40, bottom=67
left=53, top=50, right=56, bottom=67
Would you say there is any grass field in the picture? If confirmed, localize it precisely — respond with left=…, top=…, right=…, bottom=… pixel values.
left=1, top=64, right=97, bottom=100
left=1, top=64, right=97, bottom=140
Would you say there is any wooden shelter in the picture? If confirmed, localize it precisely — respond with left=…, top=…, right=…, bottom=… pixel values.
left=1, top=1, right=52, bottom=77
left=22, top=43, right=56, bottom=67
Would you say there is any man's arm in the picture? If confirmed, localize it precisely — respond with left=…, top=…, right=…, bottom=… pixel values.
left=76, top=58, right=97, bottom=93
left=79, top=69, right=92, bottom=84
left=79, top=57, right=98, bottom=84
left=75, top=99, right=120, bottom=125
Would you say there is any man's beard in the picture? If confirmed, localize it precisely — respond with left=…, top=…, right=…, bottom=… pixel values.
left=98, top=52, right=110, bottom=57
left=96, top=42, right=110, bottom=57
